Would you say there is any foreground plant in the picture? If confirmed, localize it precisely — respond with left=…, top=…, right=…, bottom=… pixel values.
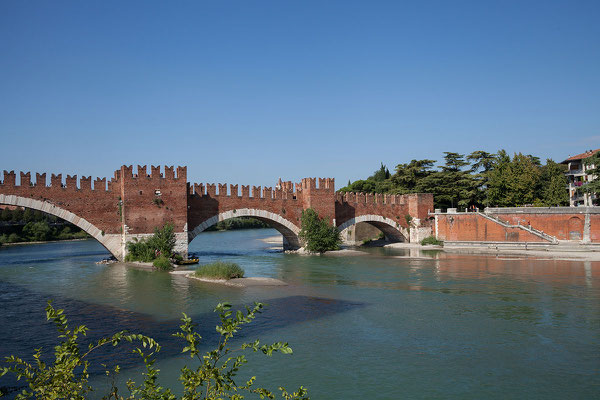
left=0, top=302, right=308, bottom=400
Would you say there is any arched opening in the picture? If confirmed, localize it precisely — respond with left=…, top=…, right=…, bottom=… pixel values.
left=0, top=194, right=122, bottom=259
left=338, top=215, right=407, bottom=245
left=568, top=216, right=584, bottom=240
left=188, top=208, right=301, bottom=250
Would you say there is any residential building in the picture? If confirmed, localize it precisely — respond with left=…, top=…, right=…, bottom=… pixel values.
left=561, top=149, right=599, bottom=206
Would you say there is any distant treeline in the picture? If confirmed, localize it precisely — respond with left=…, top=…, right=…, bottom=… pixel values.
left=340, top=150, right=574, bottom=210
left=206, top=217, right=270, bottom=231
left=0, top=208, right=89, bottom=244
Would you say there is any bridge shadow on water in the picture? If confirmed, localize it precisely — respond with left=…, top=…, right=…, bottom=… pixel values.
left=0, top=279, right=364, bottom=396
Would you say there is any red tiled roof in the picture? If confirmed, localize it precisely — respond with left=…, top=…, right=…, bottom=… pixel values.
left=561, top=148, right=600, bottom=163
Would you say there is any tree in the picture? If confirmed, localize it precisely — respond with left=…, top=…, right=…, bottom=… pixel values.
left=10, top=208, right=23, bottom=223
left=23, top=208, right=35, bottom=223
left=0, top=208, right=11, bottom=221
left=22, top=221, right=52, bottom=241
left=370, top=163, right=391, bottom=181
left=298, top=208, right=341, bottom=253
left=430, top=152, right=474, bottom=209
left=487, top=150, right=513, bottom=207
left=467, top=151, right=496, bottom=208
left=391, top=159, right=436, bottom=194
left=539, top=159, right=568, bottom=206
left=505, top=153, right=541, bottom=206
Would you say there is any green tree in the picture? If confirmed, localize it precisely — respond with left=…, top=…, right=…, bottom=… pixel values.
left=467, top=151, right=496, bottom=208
left=0, top=208, right=11, bottom=221
left=487, top=150, right=512, bottom=207
left=11, top=208, right=23, bottom=223
left=539, top=159, right=568, bottom=206
left=298, top=208, right=341, bottom=253
left=23, top=208, right=35, bottom=223
left=505, top=153, right=541, bottom=206
left=391, top=159, right=436, bottom=194
left=22, top=221, right=52, bottom=241
left=429, top=152, right=474, bottom=209
left=370, top=163, right=391, bottom=181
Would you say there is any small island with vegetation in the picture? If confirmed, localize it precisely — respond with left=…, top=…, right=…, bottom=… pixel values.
left=124, top=223, right=179, bottom=270
left=194, top=261, right=245, bottom=280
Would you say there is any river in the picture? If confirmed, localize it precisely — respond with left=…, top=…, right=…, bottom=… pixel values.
left=0, top=229, right=599, bottom=399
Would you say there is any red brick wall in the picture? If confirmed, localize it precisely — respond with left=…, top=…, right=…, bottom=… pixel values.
left=187, top=182, right=304, bottom=233
left=0, top=170, right=121, bottom=234
left=119, top=165, right=188, bottom=235
left=1, top=167, right=437, bottom=245
left=436, top=214, right=545, bottom=242
left=335, top=192, right=434, bottom=229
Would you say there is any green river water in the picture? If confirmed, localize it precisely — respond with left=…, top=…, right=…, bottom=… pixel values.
left=0, top=228, right=598, bottom=399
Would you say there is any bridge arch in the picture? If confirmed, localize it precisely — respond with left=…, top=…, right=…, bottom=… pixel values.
left=188, top=208, right=301, bottom=249
left=0, top=194, right=123, bottom=259
left=337, top=214, right=407, bottom=243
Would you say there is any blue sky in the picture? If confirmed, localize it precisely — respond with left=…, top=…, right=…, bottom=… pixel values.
left=1, top=0, right=598, bottom=188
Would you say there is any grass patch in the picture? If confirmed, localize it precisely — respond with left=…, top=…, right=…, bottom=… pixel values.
left=420, top=236, right=444, bottom=246
left=153, top=256, right=173, bottom=271
left=194, top=262, right=245, bottom=280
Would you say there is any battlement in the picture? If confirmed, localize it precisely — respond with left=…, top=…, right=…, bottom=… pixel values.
left=299, top=177, right=335, bottom=192
left=335, top=191, right=411, bottom=205
left=117, top=165, right=187, bottom=181
left=190, top=181, right=299, bottom=201
left=1, top=169, right=114, bottom=191
left=276, top=178, right=294, bottom=193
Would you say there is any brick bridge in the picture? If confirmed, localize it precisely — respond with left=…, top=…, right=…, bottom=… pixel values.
left=0, top=165, right=434, bottom=259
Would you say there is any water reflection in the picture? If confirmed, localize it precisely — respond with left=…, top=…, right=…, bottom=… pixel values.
left=1, top=232, right=599, bottom=399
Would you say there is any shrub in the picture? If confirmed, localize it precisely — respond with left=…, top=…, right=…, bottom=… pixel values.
left=0, top=301, right=309, bottom=399
left=7, top=233, right=21, bottom=243
left=298, top=208, right=341, bottom=253
left=152, top=255, right=172, bottom=270
left=195, top=261, right=245, bottom=280
left=420, top=236, right=444, bottom=246
left=125, top=223, right=177, bottom=262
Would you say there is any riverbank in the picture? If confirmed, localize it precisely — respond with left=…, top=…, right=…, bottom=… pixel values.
left=0, top=237, right=91, bottom=246
left=385, top=242, right=600, bottom=261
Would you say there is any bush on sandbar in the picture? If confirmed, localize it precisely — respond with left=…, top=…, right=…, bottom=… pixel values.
left=420, top=236, right=444, bottom=246
left=153, top=255, right=172, bottom=270
left=195, top=261, right=245, bottom=280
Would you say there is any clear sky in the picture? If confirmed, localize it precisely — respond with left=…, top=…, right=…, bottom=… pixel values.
left=1, top=0, right=598, bottom=188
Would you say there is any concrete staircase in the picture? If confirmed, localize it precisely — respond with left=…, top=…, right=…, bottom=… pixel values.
left=477, top=212, right=559, bottom=244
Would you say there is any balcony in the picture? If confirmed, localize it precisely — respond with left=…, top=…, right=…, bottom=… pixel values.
left=566, top=169, right=585, bottom=176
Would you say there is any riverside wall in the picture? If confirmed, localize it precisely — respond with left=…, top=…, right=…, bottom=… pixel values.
left=434, top=207, right=600, bottom=244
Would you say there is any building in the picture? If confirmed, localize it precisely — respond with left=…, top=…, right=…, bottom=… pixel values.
left=561, top=149, right=599, bottom=206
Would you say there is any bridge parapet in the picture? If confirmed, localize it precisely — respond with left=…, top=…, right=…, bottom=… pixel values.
left=189, top=181, right=301, bottom=202
left=1, top=170, right=116, bottom=191
left=117, top=164, right=187, bottom=181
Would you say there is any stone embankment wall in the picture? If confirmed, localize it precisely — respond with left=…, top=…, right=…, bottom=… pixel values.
left=434, top=207, right=600, bottom=244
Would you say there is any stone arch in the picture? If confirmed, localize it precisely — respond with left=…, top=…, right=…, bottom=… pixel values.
left=568, top=216, right=584, bottom=240
left=0, top=194, right=122, bottom=259
left=337, top=214, right=407, bottom=243
left=188, top=208, right=301, bottom=249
